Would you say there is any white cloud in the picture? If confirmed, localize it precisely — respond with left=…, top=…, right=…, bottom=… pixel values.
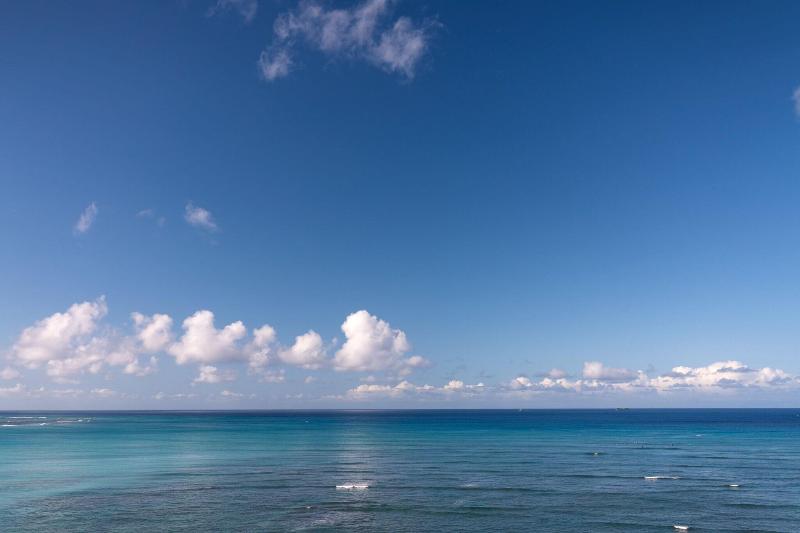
left=169, top=310, right=246, bottom=365
left=44, top=338, right=108, bottom=383
left=648, top=360, right=795, bottom=391
left=90, top=388, right=117, bottom=398
left=508, top=360, right=799, bottom=396
left=510, top=375, right=533, bottom=389
left=0, top=383, right=26, bottom=397
left=184, top=202, right=218, bottom=231
left=132, top=312, right=173, bottom=352
left=259, top=369, right=286, bottom=383
left=371, top=16, right=428, bottom=78
left=105, top=338, right=159, bottom=377
left=258, top=48, right=292, bottom=81
left=193, top=364, right=237, bottom=384
left=347, top=381, right=416, bottom=397
left=544, top=368, right=568, bottom=379
left=136, top=208, right=166, bottom=227
left=207, top=0, right=258, bottom=23
left=259, top=0, right=436, bottom=81
left=333, top=310, right=425, bottom=373
left=345, top=379, right=483, bottom=399
left=246, top=324, right=277, bottom=372
left=154, top=392, right=197, bottom=400
left=0, top=367, right=20, bottom=380
left=74, top=202, right=98, bottom=234
left=12, top=297, right=108, bottom=368
left=793, top=86, right=800, bottom=116
left=122, top=355, right=158, bottom=377
left=582, top=361, right=639, bottom=383
left=279, top=330, right=326, bottom=369
left=11, top=299, right=163, bottom=381
left=220, top=389, right=245, bottom=399
left=443, top=379, right=464, bottom=391
left=304, top=375, right=316, bottom=384
left=399, top=354, right=431, bottom=374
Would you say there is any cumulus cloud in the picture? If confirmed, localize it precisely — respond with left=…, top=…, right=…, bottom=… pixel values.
left=207, top=0, right=258, bottom=23
left=132, top=313, right=173, bottom=352
left=345, top=379, right=484, bottom=399
left=10, top=299, right=799, bottom=405
left=259, top=0, right=437, bottom=81
left=648, top=360, right=794, bottom=391
left=347, top=380, right=427, bottom=397
left=10, top=298, right=164, bottom=382
left=345, top=359, right=800, bottom=402
left=279, top=330, right=327, bottom=369
left=169, top=310, right=246, bottom=365
left=508, top=360, right=799, bottom=396
left=10, top=302, right=433, bottom=385
left=115, top=353, right=158, bottom=377
left=443, top=379, right=464, bottom=391
left=333, top=310, right=427, bottom=373
left=193, top=364, right=237, bottom=384
left=246, top=324, right=277, bottom=372
left=184, top=202, right=218, bottom=231
left=43, top=336, right=108, bottom=381
left=74, top=202, right=98, bottom=234
left=582, top=361, right=639, bottom=383
left=12, top=297, right=108, bottom=369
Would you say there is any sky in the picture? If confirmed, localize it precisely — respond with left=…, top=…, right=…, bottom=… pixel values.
left=2, top=0, right=800, bottom=408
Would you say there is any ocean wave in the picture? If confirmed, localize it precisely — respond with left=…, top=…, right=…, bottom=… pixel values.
left=2, top=417, right=90, bottom=427
left=644, top=476, right=680, bottom=480
left=335, top=483, right=369, bottom=490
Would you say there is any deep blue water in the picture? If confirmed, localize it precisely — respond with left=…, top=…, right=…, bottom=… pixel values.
left=1, top=409, right=798, bottom=532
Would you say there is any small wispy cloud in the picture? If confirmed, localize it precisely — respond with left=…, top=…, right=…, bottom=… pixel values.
left=207, top=0, right=258, bottom=24
left=136, top=208, right=166, bottom=227
left=184, top=202, right=218, bottom=232
left=90, top=388, right=118, bottom=398
left=259, top=0, right=438, bottom=82
left=0, top=367, right=20, bottom=380
left=154, top=392, right=197, bottom=401
left=73, top=202, right=98, bottom=235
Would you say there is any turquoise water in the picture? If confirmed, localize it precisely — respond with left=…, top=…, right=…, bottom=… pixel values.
left=1, top=410, right=798, bottom=532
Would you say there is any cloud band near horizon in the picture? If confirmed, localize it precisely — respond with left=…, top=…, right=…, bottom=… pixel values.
left=2, top=298, right=799, bottom=404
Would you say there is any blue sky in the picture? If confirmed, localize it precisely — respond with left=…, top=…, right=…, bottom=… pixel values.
left=2, top=0, right=800, bottom=408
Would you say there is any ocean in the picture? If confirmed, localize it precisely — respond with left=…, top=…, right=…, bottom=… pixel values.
left=1, top=409, right=798, bottom=532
